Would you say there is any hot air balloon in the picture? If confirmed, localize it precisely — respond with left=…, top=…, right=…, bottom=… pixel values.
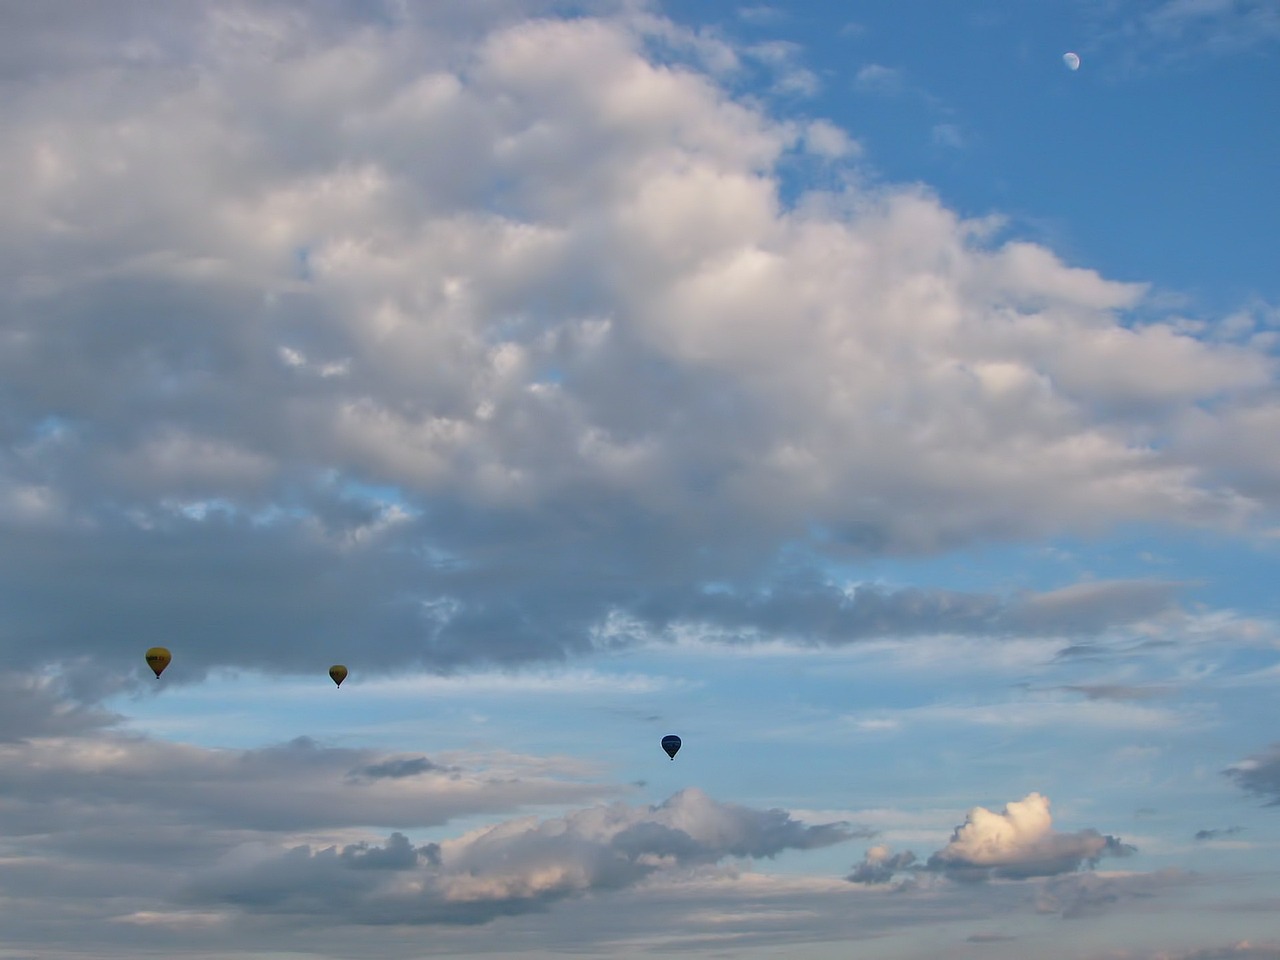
left=329, top=665, right=348, bottom=688
left=145, top=647, right=171, bottom=679
left=661, top=734, right=681, bottom=760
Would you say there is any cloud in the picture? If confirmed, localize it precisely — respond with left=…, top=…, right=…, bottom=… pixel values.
left=737, top=5, right=786, bottom=26
left=1193, top=826, right=1243, bottom=841
left=931, top=123, right=964, bottom=149
left=1036, top=867, right=1189, bottom=919
left=853, top=63, right=904, bottom=92
left=349, top=756, right=451, bottom=781
left=803, top=118, right=860, bottom=159
left=1161, top=945, right=1280, bottom=960
left=926, top=793, right=1135, bottom=881
left=0, top=678, right=853, bottom=931
left=1, top=0, right=1277, bottom=685
left=1059, top=684, right=1175, bottom=701
left=627, top=575, right=1188, bottom=653
left=0, top=719, right=617, bottom=845
left=1084, top=0, right=1280, bottom=70
left=1143, top=0, right=1280, bottom=51
left=1088, top=939, right=1280, bottom=960
left=0, top=677, right=873, bottom=953
left=743, top=39, right=820, bottom=95
left=846, top=844, right=918, bottom=884
left=1225, top=744, right=1280, bottom=804
left=846, top=793, right=1134, bottom=888
left=185, top=787, right=852, bottom=924
left=0, top=671, right=121, bottom=741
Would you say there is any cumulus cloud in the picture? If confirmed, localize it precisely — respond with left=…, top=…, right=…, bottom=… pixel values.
left=927, top=793, right=1134, bottom=881
left=1, top=0, right=1277, bottom=685
left=846, top=793, right=1133, bottom=887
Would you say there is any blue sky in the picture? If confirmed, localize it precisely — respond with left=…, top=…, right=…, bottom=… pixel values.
left=2, top=1, right=1279, bottom=957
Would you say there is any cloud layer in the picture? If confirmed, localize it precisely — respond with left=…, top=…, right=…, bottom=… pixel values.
left=0, top=680, right=851, bottom=940
left=186, top=787, right=851, bottom=925
left=3, top=2, right=1279, bottom=678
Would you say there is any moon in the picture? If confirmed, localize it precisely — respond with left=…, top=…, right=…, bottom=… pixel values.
left=1063, top=52, right=1081, bottom=71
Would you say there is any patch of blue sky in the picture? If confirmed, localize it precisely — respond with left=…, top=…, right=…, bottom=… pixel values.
left=535, top=364, right=566, bottom=387
left=28, top=415, right=74, bottom=440
left=663, top=1, right=1279, bottom=312
left=325, top=474, right=417, bottom=511
left=292, top=245, right=312, bottom=281
left=807, top=524, right=1280, bottom=619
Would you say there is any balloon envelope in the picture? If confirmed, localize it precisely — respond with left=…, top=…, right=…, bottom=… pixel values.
left=661, top=735, right=681, bottom=759
left=329, top=665, right=348, bottom=687
left=1063, top=52, right=1080, bottom=70
left=145, top=646, right=171, bottom=679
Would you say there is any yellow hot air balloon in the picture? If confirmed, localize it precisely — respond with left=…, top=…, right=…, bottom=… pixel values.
left=145, top=647, right=171, bottom=679
left=329, top=664, right=348, bottom=688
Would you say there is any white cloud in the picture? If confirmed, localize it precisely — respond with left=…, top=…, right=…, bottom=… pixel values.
left=928, top=793, right=1134, bottom=879
left=803, top=118, right=860, bottom=159
left=854, top=63, right=904, bottom=92
left=737, top=5, right=786, bottom=26
left=932, top=122, right=964, bottom=149
left=846, top=792, right=1135, bottom=886
left=744, top=40, right=820, bottom=96
left=1, top=2, right=1278, bottom=683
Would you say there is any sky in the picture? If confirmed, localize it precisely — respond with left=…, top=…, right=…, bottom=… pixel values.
left=1, top=0, right=1279, bottom=957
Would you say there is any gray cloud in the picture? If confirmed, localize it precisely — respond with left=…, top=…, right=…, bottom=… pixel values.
left=0, top=679, right=851, bottom=932
left=0, top=724, right=616, bottom=843
left=1194, top=826, right=1244, bottom=841
left=846, top=845, right=918, bottom=885
left=350, top=757, right=449, bottom=781
left=1059, top=683, right=1175, bottom=702
left=1036, top=868, right=1189, bottom=920
left=1156, top=946, right=1280, bottom=960
left=185, top=788, right=852, bottom=925
left=1225, top=744, right=1280, bottom=804
left=0, top=672, right=120, bottom=742
left=0, top=687, right=1215, bottom=956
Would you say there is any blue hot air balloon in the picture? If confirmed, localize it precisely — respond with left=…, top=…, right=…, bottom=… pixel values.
left=661, top=735, right=682, bottom=760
